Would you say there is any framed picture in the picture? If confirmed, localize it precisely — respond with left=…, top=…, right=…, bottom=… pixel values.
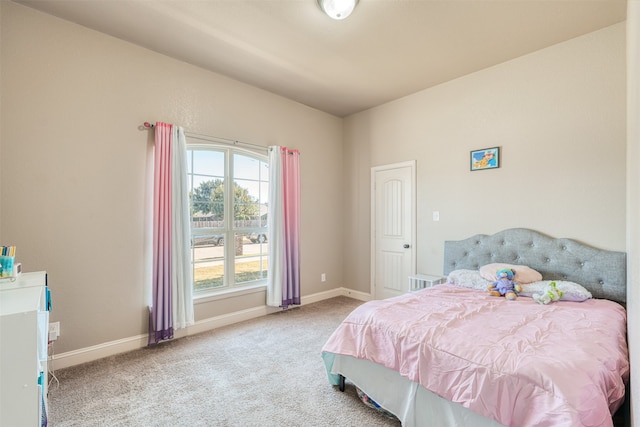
left=470, top=147, right=500, bottom=171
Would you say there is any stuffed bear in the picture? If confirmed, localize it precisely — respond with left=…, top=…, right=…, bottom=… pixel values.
left=487, top=268, right=522, bottom=300
left=533, top=281, right=564, bottom=304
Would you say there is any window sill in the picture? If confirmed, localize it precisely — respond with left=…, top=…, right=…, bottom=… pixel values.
left=194, top=283, right=267, bottom=304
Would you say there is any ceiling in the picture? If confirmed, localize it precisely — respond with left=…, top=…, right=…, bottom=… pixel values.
left=15, top=0, right=627, bottom=117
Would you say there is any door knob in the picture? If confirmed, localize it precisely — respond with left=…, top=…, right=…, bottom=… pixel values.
left=403, top=244, right=410, bottom=249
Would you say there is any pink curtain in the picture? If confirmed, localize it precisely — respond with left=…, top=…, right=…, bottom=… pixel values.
left=149, top=122, right=174, bottom=345
left=267, top=146, right=301, bottom=309
left=281, top=148, right=301, bottom=308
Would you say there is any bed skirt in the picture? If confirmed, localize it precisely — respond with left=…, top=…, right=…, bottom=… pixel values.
left=323, top=352, right=504, bottom=427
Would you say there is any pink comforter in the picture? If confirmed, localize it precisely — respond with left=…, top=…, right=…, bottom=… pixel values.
left=322, top=285, right=629, bottom=427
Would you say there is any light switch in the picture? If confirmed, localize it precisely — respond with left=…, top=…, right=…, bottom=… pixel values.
left=433, top=211, right=440, bottom=221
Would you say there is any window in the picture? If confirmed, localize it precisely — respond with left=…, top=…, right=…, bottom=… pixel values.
left=187, top=145, right=269, bottom=294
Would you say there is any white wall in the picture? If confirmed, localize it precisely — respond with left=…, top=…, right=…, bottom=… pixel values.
left=343, top=23, right=627, bottom=293
left=0, top=2, right=345, bottom=356
left=627, top=1, right=639, bottom=424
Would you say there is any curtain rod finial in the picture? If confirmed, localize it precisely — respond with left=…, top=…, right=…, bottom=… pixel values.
left=143, top=122, right=154, bottom=128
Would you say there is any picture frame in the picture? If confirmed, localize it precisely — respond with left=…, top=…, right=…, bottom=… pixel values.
left=470, top=147, right=500, bottom=171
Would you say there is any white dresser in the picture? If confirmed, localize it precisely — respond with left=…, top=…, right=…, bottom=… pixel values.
left=0, top=272, right=50, bottom=426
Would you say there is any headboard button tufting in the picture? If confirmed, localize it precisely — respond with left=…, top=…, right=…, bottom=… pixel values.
left=442, top=228, right=626, bottom=304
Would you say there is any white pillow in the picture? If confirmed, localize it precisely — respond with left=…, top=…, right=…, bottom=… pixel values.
left=446, top=269, right=493, bottom=291
left=519, top=280, right=592, bottom=302
left=479, top=263, right=543, bottom=284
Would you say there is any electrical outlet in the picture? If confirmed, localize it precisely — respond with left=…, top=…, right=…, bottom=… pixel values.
left=49, top=322, right=60, bottom=341
left=321, top=273, right=326, bottom=282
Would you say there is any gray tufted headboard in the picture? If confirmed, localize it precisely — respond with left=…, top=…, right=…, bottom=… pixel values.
left=443, top=228, right=626, bottom=304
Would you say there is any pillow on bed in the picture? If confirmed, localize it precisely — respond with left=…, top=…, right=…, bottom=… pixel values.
left=446, top=269, right=493, bottom=291
left=479, top=263, right=543, bottom=284
left=519, top=280, right=593, bottom=302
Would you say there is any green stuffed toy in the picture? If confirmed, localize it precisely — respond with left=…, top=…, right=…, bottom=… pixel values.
left=533, top=281, right=564, bottom=304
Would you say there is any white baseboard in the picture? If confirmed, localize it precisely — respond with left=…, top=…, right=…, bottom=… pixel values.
left=49, top=287, right=370, bottom=370
left=300, top=286, right=371, bottom=304
left=335, top=288, right=372, bottom=302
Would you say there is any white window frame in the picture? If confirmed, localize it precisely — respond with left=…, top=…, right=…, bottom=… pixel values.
left=186, top=142, right=269, bottom=297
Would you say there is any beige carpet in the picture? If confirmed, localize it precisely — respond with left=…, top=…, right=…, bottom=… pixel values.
left=48, top=296, right=401, bottom=427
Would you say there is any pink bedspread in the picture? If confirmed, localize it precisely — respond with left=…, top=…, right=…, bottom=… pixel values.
left=322, top=285, right=629, bottom=427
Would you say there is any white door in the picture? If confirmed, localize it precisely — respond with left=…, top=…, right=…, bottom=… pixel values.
left=371, top=161, right=416, bottom=299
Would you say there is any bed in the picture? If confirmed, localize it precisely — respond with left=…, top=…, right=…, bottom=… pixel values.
left=321, top=228, right=629, bottom=427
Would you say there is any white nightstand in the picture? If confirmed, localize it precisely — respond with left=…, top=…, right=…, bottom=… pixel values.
left=408, top=274, right=446, bottom=291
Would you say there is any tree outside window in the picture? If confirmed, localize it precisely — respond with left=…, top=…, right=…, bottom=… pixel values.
left=187, top=147, right=269, bottom=292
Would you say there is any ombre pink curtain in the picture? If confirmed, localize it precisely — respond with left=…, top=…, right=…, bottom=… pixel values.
left=267, top=146, right=301, bottom=309
left=150, top=122, right=174, bottom=344
left=149, top=122, right=194, bottom=345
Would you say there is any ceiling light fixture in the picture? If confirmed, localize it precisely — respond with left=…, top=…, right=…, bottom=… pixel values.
left=317, top=0, right=359, bottom=20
